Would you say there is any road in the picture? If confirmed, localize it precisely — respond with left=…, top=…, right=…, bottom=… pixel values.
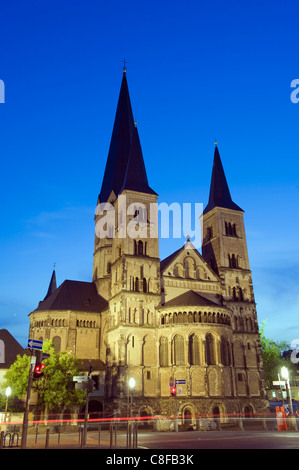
left=5, top=425, right=299, bottom=450
left=133, top=429, right=299, bottom=449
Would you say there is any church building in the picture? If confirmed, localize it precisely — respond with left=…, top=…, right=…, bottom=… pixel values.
left=28, top=69, right=268, bottom=423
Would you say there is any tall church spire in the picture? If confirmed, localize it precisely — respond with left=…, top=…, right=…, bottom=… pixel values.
left=120, top=124, right=157, bottom=195
left=99, top=71, right=135, bottom=203
left=43, top=268, right=57, bottom=300
left=203, top=144, right=243, bottom=214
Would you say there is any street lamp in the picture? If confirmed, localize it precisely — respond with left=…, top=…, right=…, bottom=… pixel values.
left=281, top=367, right=294, bottom=415
left=4, top=387, right=11, bottom=425
left=129, top=378, right=135, bottom=417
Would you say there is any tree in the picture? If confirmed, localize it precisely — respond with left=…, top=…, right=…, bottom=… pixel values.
left=259, top=321, right=296, bottom=389
left=4, top=340, right=86, bottom=414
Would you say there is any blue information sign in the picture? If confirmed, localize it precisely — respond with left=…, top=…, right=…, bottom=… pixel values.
left=27, top=338, right=43, bottom=350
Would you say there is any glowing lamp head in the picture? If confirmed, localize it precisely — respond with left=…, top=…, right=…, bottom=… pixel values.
left=281, top=366, right=289, bottom=380
left=129, top=378, right=136, bottom=389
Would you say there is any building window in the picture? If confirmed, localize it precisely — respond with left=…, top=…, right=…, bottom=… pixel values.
left=173, top=335, right=184, bottom=365
left=205, top=333, right=216, bottom=365
left=134, top=240, right=145, bottom=256
left=228, top=253, right=239, bottom=268
left=188, top=334, right=200, bottom=365
left=220, top=336, right=230, bottom=366
left=225, top=222, right=237, bottom=236
left=52, top=336, right=61, bottom=354
left=146, top=371, right=151, bottom=380
left=160, top=337, right=168, bottom=367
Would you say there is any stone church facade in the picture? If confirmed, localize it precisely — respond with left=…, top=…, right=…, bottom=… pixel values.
left=28, top=69, right=268, bottom=422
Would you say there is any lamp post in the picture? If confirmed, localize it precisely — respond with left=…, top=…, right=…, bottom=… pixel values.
left=128, top=378, right=136, bottom=417
left=4, top=387, right=11, bottom=426
left=281, top=366, right=297, bottom=430
left=281, top=367, right=293, bottom=414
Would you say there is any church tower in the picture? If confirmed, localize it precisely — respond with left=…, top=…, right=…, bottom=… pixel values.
left=202, top=143, right=254, bottom=305
left=93, top=70, right=161, bottom=410
left=202, top=144, right=265, bottom=396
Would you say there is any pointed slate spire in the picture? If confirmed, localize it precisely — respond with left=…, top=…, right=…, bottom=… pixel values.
left=120, top=124, right=157, bottom=195
left=99, top=71, right=136, bottom=203
left=203, top=144, right=243, bottom=214
left=43, top=269, right=57, bottom=300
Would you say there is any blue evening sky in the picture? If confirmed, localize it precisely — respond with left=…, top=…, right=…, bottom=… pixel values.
left=0, top=0, right=298, bottom=348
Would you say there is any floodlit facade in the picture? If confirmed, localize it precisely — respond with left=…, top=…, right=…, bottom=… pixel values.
left=28, top=70, right=268, bottom=423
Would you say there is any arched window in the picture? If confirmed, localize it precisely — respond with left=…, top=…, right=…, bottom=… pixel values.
left=143, top=277, right=147, bottom=293
left=205, top=333, right=216, bottom=365
left=189, top=334, right=200, bottom=365
left=173, top=335, right=184, bottom=365
left=159, top=337, right=168, bottom=367
left=138, top=240, right=144, bottom=256
left=135, top=277, right=139, bottom=292
left=220, top=336, right=231, bottom=366
left=52, top=336, right=61, bottom=354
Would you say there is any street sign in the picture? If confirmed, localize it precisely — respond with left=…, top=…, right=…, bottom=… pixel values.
left=30, top=356, right=37, bottom=366
left=177, top=387, right=182, bottom=395
left=73, top=375, right=88, bottom=382
left=175, top=379, right=186, bottom=385
left=169, top=381, right=174, bottom=387
left=27, top=339, right=43, bottom=350
left=75, top=379, right=95, bottom=392
left=273, top=381, right=286, bottom=386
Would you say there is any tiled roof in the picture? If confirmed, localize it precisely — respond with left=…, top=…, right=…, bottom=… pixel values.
left=33, top=280, right=108, bottom=313
left=162, top=290, right=220, bottom=308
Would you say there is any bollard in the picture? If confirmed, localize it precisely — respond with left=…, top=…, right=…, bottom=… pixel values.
left=98, top=425, right=101, bottom=447
left=110, top=423, right=113, bottom=448
left=58, top=423, right=61, bottom=444
left=35, top=424, right=39, bottom=444
left=45, top=428, right=50, bottom=449
left=238, top=418, right=244, bottom=431
left=133, top=422, right=138, bottom=449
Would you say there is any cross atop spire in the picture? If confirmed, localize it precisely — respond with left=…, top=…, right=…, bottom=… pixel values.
left=122, top=59, right=128, bottom=73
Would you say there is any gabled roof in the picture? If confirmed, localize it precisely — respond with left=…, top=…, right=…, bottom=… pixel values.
left=162, top=290, right=220, bottom=308
left=160, top=245, right=186, bottom=273
left=203, top=144, right=243, bottom=214
left=160, top=240, right=219, bottom=281
left=34, top=280, right=108, bottom=313
left=0, top=329, right=27, bottom=369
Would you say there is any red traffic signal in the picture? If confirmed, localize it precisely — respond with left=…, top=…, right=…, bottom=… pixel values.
left=170, top=386, right=176, bottom=396
left=33, top=362, right=45, bottom=379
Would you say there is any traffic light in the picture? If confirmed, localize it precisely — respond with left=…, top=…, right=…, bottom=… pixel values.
left=170, top=386, right=176, bottom=396
left=33, top=362, right=45, bottom=379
